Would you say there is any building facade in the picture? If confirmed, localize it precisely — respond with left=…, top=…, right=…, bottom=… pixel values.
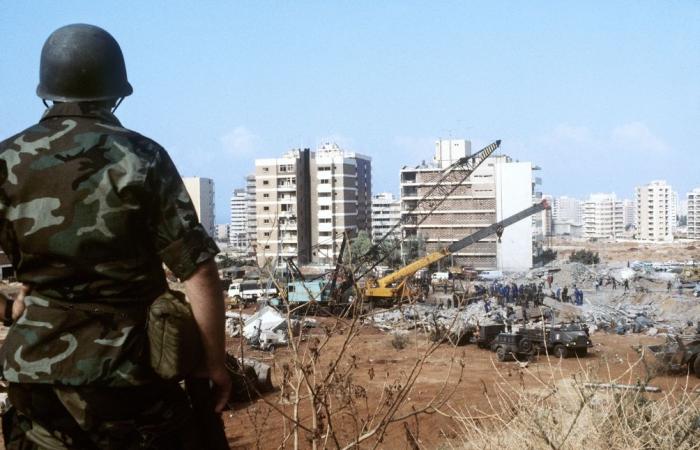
left=181, top=176, right=215, bottom=238
left=245, top=175, right=257, bottom=254
left=686, top=188, right=700, bottom=239
left=635, top=180, right=676, bottom=242
left=215, top=224, right=230, bottom=242
left=253, top=144, right=372, bottom=266
left=229, top=188, right=248, bottom=251
left=399, top=139, right=536, bottom=271
left=552, top=196, right=583, bottom=225
left=371, top=192, right=402, bottom=243
left=582, top=193, right=624, bottom=240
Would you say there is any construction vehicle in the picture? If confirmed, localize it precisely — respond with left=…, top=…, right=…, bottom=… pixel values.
left=362, top=200, right=550, bottom=303
left=227, top=279, right=278, bottom=305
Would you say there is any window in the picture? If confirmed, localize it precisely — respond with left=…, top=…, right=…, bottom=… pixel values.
left=263, top=193, right=269, bottom=198
left=263, top=206, right=269, bottom=211
left=263, top=180, right=269, bottom=185
left=263, top=219, right=270, bottom=224
left=263, top=167, right=269, bottom=172
left=320, top=205, right=330, bottom=210
left=320, top=179, right=330, bottom=184
left=319, top=218, right=332, bottom=223
left=264, top=232, right=270, bottom=237
left=264, top=245, right=270, bottom=249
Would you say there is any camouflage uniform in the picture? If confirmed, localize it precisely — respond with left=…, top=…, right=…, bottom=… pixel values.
left=0, top=102, right=219, bottom=448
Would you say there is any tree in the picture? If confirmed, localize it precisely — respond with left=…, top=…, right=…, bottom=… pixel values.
left=569, top=249, right=600, bottom=265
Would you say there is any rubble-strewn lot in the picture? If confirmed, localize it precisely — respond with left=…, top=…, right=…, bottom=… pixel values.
left=221, top=255, right=700, bottom=448
left=1, top=243, right=699, bottom=449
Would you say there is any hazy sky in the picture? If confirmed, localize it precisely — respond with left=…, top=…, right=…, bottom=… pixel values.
left=1, top=1, right=698, bottom=222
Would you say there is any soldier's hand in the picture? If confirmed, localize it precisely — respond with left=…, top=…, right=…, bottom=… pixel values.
left=209, top=364, right=232, bottom=412
left=12, top=285, right=29, bottom=320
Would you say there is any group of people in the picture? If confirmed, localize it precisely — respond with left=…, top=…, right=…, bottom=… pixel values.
left=554, top=285, right=585, bottom=305
left=486, top=281, right=546, bottom=308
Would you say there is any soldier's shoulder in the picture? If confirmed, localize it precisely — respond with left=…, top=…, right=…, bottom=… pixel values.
left=0, top=122, right=49, bottom=153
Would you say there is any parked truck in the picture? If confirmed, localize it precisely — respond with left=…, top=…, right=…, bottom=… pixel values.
left=645, top=334, right=700, bottom=377
left=227, top=279, right=278, bottom=305
left=491, top=324, right=592, bottom=361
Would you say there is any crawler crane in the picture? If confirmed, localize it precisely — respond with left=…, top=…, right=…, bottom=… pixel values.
left=362, top=200, right=550, bottom=303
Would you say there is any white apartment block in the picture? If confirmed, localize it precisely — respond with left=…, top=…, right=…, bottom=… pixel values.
left=229, top=188, right=247, bottom=251
left=253, top=144, right=372, bottom=266
left=582, top=193, right=624, bottom=240
left=635, top=180, right=676, bottom=242
left=622, top=199, right=636, bottom=229
left=685, top=188, right=700, bottom=239
left=314, top=143, right=372, bottom=264
left=181, top=177, right=215, bottom=238
left=215, top=224, right=229, bottom=242
left=245, top=175, right=257, bottom=253
left=553, top=196, right=582, bottom=225
left=371, top=192, right=402, bottom=243
left=400, top=139, right=536, bottom=271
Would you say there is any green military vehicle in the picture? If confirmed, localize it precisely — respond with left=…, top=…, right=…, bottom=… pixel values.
left=491, top=324, right=592, bottom=361
left=646, top=335, right=700, bottom=377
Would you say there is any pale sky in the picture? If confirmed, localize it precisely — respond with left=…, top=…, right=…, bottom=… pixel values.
left=1, top=1, right=698, bottom=222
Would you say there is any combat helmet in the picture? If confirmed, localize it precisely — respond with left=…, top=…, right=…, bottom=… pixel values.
left=37, top=24, right=132, bottom=102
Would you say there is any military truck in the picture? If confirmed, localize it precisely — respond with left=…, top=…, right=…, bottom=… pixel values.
left=646, top=335, right=700, bottom=377
left=491, top=324, right=592, bottom=361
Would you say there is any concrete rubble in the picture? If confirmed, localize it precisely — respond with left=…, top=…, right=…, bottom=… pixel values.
left=369, top=260, right=698, bottom=339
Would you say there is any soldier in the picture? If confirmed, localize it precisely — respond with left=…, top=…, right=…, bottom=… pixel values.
left=0, top=24, right=231, bottom=449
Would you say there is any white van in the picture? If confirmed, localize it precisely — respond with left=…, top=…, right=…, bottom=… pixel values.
left=227, top=279, right=278, bottom=303
left=477, top=270, right=503, bottom=281
left=431, top=272, right=450, bottom=283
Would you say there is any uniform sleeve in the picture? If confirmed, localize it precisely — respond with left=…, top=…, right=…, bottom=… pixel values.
left=146, top=148, right=219, bottom=280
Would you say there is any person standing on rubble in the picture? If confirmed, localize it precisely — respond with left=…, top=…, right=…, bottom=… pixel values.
left=0, top=24, right=231, bottom=449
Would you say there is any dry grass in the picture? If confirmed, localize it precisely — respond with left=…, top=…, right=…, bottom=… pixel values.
left=449, top=354, right=700, bottom=450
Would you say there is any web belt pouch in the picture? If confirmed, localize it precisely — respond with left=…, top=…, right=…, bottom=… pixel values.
left=147, top=290, right=203, bottom=381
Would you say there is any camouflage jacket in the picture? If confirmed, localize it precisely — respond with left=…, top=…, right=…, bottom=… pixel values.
left=0, top=103, right=219, bottom=386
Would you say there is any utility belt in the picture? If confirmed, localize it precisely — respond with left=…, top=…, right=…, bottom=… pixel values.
left=32, top=290, right=203, bottom=381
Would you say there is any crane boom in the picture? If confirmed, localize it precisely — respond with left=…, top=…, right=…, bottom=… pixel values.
left=364, top=199, right=549, bottom=300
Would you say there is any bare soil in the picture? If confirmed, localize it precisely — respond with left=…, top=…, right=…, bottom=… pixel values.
left=222, top=325, right=700, bottom=449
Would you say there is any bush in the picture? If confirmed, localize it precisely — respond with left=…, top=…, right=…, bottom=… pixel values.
left=569, top=249, right=600, bottom=265
left=535, top=248, right=558, bottom=266
left=391, top=332, right=410, bottom=350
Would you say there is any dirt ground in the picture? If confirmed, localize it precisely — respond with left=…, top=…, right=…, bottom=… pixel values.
left=550, top=238, right=700, bottom=264
left=222, top=323, right=700, bottom=449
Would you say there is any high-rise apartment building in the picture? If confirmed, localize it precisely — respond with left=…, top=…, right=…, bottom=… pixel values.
left=400, top=139, right=537, bottom=271
left=582, top=193, right=623, bottom=239
left=215, top=224, right=229, bottom=242
left=635, top=180, right=676, bottom=242
left=314, top=143, right=372, bottom=264
left=622, top=199, right=636, bottom=229
left=685, top=188, right=700, bottom=239
left=253, top=144, right=372, bottom=266
left=181, top=176, right=215, bottom=238
left=229, top=188, right=248, bottom=251
left=245, top=175, right=257, bottom=253
left=371, top=192, right=401, bottom=243
left=552, top=196, right=582, bottom=225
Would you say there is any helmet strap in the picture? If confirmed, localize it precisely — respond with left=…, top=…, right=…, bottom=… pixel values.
left=112, top=97, right=124, bottom=113
left=42, top=99, right=50, bottom=109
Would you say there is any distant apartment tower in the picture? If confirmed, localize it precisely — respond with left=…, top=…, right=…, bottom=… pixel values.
left=229, top=188, right=248, bottom=251
left=635, top=180, right=676, bottom=241
left=254, top=144, right=372, bottom=266
left=400, top=139, right=536, bottom=271
left=688, top=188, right=700, bottom=239
left=622, top=199, right=636, bottom=229
left=245, top=175, right=257, bottom=253
left=181, top=176, right=215, bottom=238
left=314, top=143, right=372, bottom=264
left=214, top=224, right=229, bottom=242
left=371, top=192, right=401, bottom=243
left=582, top=193, right=623, bottom=239
left=553, top=196, right=582, bottom=225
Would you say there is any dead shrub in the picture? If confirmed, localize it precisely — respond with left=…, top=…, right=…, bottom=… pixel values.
left=391, top=332, right=410, bottom=350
